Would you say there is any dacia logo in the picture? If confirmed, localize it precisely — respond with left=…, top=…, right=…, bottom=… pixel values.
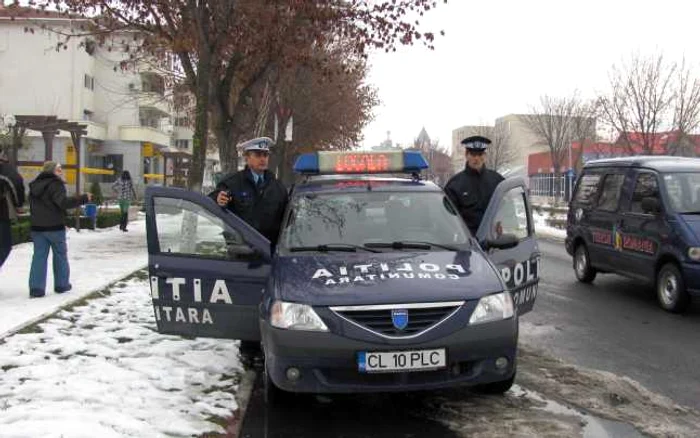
left=391, top=309, right=409, bottom=330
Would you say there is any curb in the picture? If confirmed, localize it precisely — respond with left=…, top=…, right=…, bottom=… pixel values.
left=228, top=369, right=257, bottom=437
left=0, top=265, right=147, bottom=340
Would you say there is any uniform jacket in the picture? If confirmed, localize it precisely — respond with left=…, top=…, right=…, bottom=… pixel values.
left=208, top=167, right=288, bottom=245
left=445, top=165, right=504, bottom=234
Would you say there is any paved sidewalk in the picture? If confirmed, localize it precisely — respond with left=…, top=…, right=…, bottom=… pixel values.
left=0, top=218, right=148, bottom=338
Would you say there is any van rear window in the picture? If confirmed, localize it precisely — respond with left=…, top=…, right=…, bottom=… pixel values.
left=573, top=174, right=601, bottom=207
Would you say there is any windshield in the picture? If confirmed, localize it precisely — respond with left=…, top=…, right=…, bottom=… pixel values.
left=662, top=172, right=700, bottom=213
left=278, top=190, right=471, bottom=252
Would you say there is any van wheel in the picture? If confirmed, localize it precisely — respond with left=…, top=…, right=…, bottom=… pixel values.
left=475, top=372, right=515, bottom=395
left=656, top=263, right=690, bottom=313
left=574, top=244, right=597, bottom=283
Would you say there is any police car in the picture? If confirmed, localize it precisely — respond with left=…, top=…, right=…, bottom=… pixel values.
left=144, top=150, right=540, bottom=400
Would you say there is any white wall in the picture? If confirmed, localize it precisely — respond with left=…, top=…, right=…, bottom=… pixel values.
left=0, top=20, right=94, bottom=120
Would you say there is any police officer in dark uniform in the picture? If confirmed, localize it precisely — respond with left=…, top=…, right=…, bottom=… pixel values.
left=209, top=137, right=288, bottom=247
left=445, top=135, right=504, bottom=235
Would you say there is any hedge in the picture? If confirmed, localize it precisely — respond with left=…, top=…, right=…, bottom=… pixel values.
left=10, top=210, right=124, bottom=245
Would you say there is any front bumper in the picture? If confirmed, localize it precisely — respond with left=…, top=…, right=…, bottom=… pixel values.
left=261, top=317, right=518, bottom=394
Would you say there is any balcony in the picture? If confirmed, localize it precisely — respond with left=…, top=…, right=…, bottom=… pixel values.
left=138, top=93, right=171, bottom=117
left=119, top=125, right=171, bottom=147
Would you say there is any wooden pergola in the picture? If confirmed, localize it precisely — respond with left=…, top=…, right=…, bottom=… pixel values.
left=10, top=115, right=88, bottom=229
left=161, top=149, right=191, bottom=188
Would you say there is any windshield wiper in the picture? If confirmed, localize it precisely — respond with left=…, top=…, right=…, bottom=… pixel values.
left=289, top=243, right=381, bottom=253
left=681, top=211, right=700, bottom=215
left=364, top=241, right=459, bottom=251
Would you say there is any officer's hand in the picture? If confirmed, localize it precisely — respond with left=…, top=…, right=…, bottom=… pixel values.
left=216, top=191, right=231, bottom=206
left=495, top=221, right=503, bottom=237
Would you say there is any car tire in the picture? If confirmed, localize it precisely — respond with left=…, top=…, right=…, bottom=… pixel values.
left=656, top=263, right=690, bottom=313
left=475, top=372, right=515, bottom=395
left=574, top=244, right=597, bottom=283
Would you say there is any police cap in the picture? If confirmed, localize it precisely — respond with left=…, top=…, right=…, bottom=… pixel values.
left=461, top=135, right=492, bottom=152
left=240, top=136, right=274, bottom=153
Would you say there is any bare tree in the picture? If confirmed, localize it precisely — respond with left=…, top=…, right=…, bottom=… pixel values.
left=520, top=93, right=597, bottom=202
left=599, top=54, right=675, bottom=155
left=599, top=54, right=700, bottom=156
left=670, top=59, right=700, bottom=156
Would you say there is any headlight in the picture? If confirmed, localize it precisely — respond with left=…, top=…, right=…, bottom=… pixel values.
left=688, top=247, right=700, bottom=261
left=270, top=301, right=329, bottom=331
left=469, top=292, right=514, bottom=325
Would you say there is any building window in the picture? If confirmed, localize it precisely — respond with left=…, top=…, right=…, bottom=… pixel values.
left=175, top=139, right=189, bottom=149
left=174, top=116, right=189, bottom=127
left=84, top=74, right=94, bottom=90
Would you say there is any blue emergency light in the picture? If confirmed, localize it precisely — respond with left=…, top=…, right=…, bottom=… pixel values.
left=293, top=150, right=429, bottom=175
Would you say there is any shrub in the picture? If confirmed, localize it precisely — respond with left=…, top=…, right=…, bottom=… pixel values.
left=89, top=181, right=104, bottom=206
left=64, top=210, right=122, bottom=230
left=10, top=220, right=31, bottom=244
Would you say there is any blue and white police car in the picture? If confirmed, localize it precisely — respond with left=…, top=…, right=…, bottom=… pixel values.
left=144, top=150, right=540, bottom=400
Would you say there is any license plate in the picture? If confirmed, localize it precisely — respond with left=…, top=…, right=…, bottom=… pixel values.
left=358, top=348, right=446, bottom=373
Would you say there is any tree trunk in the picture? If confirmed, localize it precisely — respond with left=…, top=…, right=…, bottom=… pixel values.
left=188, top=59, right=211, bottom=192
left=216, top=122, right=240, bottom=175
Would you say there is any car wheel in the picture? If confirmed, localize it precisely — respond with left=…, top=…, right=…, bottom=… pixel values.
left=574, top=244, right=597, bottom=283
left=475, top=372, right=515, bottom=395
left=656, top=263, right=690, bottom=313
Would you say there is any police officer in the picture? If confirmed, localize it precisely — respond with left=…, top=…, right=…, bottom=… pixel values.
left=445, top=135, right=504, bottom=235
left=209, top=137, right=288, bottom=247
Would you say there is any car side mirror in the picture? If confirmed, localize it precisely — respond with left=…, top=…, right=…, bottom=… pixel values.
left=482, top=233, right=519, bottom=251
left=641, top=197, right=661, bottom=214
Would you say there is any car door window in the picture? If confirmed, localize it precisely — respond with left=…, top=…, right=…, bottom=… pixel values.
left=491, top=187, right=530, bottom=240
left=596, top=173, right=625, bottom=212
left=154, top=197, right=258, bottom=260
left=629, top=173, right=659, bottom=214
left=573, top=173, right=601, bottom=208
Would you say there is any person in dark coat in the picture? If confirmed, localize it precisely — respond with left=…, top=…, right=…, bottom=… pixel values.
left=0, top=149, right=25, bottom=270
left=445, top=135, right=505, bottom=236
left=208, top=137, right=288, bottom=247
left=28, top=161, right=91, bottom=298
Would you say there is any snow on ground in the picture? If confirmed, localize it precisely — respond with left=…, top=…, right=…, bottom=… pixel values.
left=0, top=273, right=242, bottom=438
left=429, top=344, right=700, bottom=438
left=533, top=210, right=567, bottom=241
left=0, top=217, right=148, bottom=339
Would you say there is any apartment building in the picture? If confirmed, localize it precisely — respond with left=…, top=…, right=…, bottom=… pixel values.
left=0, top=7, right=194, bottom=194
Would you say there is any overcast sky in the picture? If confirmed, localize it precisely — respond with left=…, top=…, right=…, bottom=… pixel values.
left=361, top=0, right=700, bottom=150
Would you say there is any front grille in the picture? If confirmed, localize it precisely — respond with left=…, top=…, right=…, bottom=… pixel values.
left=330, top=302, right=462, bottom=338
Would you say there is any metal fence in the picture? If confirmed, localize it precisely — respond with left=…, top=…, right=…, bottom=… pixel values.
left=528, top=173, right=576, bottom=203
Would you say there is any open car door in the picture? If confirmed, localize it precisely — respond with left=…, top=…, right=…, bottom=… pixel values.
left=476, top=177, right=540, bottom=315
left=144, top=187, right=272, bottom=340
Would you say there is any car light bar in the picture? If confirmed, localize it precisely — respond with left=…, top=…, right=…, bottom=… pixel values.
left=293, top=150, right=429, bottom=175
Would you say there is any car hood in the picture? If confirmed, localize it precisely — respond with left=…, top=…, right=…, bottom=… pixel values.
left=272, top=250, right=503, bottom=306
